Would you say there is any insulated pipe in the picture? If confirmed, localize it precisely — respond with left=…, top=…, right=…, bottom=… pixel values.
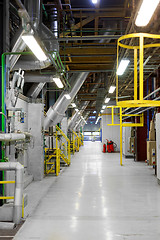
left=74, top=118, right=83, bottom=132
left=25, top=0, right=41, bottom=28
left=68, top=101, right=89, bottom=130
left=44, top=72, right=89, bottom=129
left=0, top=133, right=27, bottom=142
left=24, top=73, right=56, bottom=83
left=0, top=162, right=24, bottom=224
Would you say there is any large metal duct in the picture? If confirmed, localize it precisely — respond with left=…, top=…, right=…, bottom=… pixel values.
left=44, top=72, right=89, bottom=129
left=24, top=73, right=56, bottom=83
left=0, top=162, right=24, bottom=224
left=68, top=101, right=89, bottom=130
left=24, top=0, right=41, bottom=28
left=74, top=118, right=83, bottom=132
left=12, top=0, right=58, bottom=72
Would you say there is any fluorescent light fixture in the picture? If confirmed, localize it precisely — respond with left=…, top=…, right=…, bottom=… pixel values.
left=75, top=108, right=79, bottom=112
left=53, top=77, right=64, bottom=88
left=105, top=97, right=110, bottom=103
left=102, top=105, right=106, bottom=109
left=21, top=35, right=47, bottom=61
left=135, top=0, right=160, bottom=27
left=109, top=86, right=116, bottom=94
left=64, top=94, right=71, bottom=100
left=92, top=0, right=98, bottom=4
left=117, top=59, right=130, bottom=76
left=71, top=103, right=76, bottom=108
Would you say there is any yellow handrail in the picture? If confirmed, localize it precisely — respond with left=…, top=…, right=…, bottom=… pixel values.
left=56, top=125, right=70, bottom=165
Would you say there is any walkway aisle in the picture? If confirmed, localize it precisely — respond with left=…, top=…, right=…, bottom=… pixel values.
left=14, top=142, right=160, bottom=240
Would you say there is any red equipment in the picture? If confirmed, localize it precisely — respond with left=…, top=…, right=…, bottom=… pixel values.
left=103, top=144, right=106, bottom=153
left=106, top=139, right=114, bottom=153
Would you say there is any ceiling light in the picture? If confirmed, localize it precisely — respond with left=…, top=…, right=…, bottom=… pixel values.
left=64, top=94, right=71, bottom=100
left=135, top=0, right=160, bottom=27
left=93, top=111, right=96, bottom=113
left=101, top=109, right=104, bottom=113
left=53, top=77, right=64, bottom=88
left=117, top=59, right=130, bottom=76
left=109, top=86, right=116, bottom=94
left=75, top=108, right=79, bottom=112
left=71, top=103, right=76, bottom=108
left=102, top=105, right=106, bottom=109
left=22, top=35, right=47, bottom=61
left=92, top=0, right=98, bottom=4
left=105, top=97, right=110, bottom=103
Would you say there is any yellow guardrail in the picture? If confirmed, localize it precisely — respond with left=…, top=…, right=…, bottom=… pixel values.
left=56, top=125, right=70, bottom=165
left=0, top=181, right=15, bottom=200
left=0, top=180, right=25, bottom=218
left=107, top=106, right=144, bottom=166
left=117, top=33, right=160, bottom=108
left=79, top=132, right=84, bottom=146
left=72, top=130, right=80, bottom=152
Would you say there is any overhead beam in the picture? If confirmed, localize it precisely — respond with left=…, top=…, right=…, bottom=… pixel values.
left=60, top=47, right=116, bottom=55
left=58, top=35, right=121, bottom=41
left=60, top=16, right=95, bottom=37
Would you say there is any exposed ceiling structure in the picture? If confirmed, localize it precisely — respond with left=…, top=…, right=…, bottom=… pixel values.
left=9, top=0, right=160, bottom=123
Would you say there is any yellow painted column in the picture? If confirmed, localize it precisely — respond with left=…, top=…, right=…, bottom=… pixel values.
left=139, top=35, right=144, bottom=101
left=134, top=48, right=138, bottom=100
left=120, top=107, right=123, bottom=166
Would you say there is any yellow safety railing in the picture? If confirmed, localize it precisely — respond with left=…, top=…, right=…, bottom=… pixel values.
left=72, top=130, right=80, bottom=152
left=0, top=181, right=25, bottom=218
left=107, top=106, right=144, bottom=166
left=0, top=181, right=15, bottom=200
left=79, top=132, right=84, bottom=146
left=56, top=125, right=71, bottom=165
left=117, top=33, right=160, bottom=108
left=44, top=132, right=60, bottom=176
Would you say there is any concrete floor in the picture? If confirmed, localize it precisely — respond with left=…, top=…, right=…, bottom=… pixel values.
left=14, top=141, right=160, bottom=240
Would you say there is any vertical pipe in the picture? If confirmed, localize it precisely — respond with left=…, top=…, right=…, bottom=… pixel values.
left=139, top=35, right=144, bottom=101
left=134, top=48, right=137, bottom=100
left=120, top=107, right=123, bottom=166
left=147, top=78, right=149, bottom=139
left=116, top=44, right=119, bottom=104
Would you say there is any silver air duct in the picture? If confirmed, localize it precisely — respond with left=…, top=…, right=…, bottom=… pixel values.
left=24, top=73, right=56, bottom=83
left=68, top=101, right=89, bottom=130
left=44, top=72, right=89, bottom=129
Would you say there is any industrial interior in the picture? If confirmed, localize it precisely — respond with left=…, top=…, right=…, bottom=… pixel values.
left=1, top=0, right=160, bottom=239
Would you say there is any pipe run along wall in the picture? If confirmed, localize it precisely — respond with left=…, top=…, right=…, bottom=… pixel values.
left=44, top=72, right=89, bottom=129
left=0, top=162, right=24, bottom=224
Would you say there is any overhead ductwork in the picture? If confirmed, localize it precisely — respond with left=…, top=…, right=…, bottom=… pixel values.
left=44, top=72, right=89, bottom=129
left=26, top=83, right=45, bottom=99
left=12, top=0, right=58, bottom=73
left=68, top=101, right=89, bottom=131
left=24, top=73, right=56, bottom=83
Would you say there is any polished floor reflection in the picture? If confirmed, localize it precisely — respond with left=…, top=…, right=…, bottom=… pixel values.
left=14, top=141, right=160, bottom=240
